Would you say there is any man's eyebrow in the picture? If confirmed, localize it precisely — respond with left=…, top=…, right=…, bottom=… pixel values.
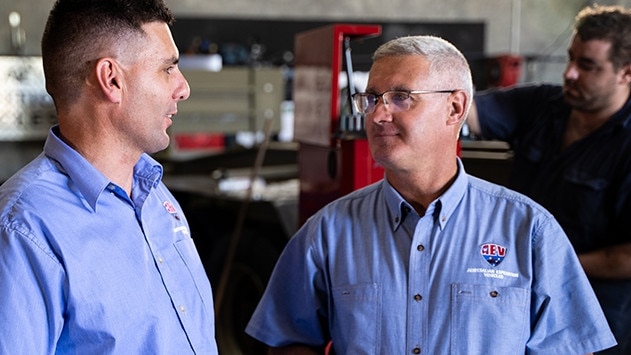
left=577, top=56, right=599, bottom=67
left=364, top=86, right=409, bottom=93
left=568, top=49, right=599, bottom=67
left=164, top=56, right=179, bottom=65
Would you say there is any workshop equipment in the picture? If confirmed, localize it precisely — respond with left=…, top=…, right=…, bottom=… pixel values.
left=0, top=56, right=57, bottom=183
left=293, top=24, right=383, bottom=225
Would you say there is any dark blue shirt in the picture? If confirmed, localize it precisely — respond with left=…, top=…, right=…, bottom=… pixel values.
left=475, top=84, right=631, bottom=352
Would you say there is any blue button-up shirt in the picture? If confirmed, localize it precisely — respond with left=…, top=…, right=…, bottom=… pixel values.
left=0, top=127, right=218, bottom=354
left=246, top=160, right=616, bottom=354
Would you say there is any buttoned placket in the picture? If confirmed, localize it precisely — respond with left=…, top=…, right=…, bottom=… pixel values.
left=404, top=202, right=439, bottom=355
left=108, top=182, right=191, bottom=331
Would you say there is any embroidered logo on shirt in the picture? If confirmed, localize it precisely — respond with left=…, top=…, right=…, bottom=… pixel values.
left=163, top=201, right=180, bottom=220
left=480, top=243, right=506, bottom=267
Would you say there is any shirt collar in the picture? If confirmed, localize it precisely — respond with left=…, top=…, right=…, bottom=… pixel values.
left=383, top=158, right=468, bottom=231
left=43, top=126, right=164, bottom=211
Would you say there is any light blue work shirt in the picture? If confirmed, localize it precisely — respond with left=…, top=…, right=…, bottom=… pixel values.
left=0, top=127, right=219, bottom=354
left=246, top=159, right=616, bottom=354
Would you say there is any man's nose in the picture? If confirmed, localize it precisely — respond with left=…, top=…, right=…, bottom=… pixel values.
left=175, top=73, right=191, bottom=101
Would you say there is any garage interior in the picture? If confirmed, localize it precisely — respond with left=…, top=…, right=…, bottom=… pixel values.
left=0, top=0, right=624, bottom=353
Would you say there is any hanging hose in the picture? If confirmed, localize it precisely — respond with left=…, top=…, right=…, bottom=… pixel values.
left=214, top=116, right=274, bottom=313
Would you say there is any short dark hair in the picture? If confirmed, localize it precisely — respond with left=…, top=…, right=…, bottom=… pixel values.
left=41, top=0, right=174, bottom=106
left=574, top=4, right=631, bottom=70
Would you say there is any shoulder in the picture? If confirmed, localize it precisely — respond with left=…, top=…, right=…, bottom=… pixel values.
left=0, top=159, right=65, bottom=265
left=0, top=154, right=70, bottom=238
left=313, top=181, right=383, bottom=219
left=467, top=175, right=546, bottom=209
left=475, top=84, right=565, bottom=113
left=295, top=181, right=384, bottom=240
left=465, top=175, right=558, bottom=233
left=476, top=83, right=561, bottom=100
left=466, top=175, right=571, bottom=250
left=0, top=154, right=60, bottom=213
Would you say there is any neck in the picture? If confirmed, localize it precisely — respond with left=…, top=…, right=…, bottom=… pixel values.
left=58, top=123, right=139, bottom=196
left=563, top=89, right=630, bottom=149
left=386, top=160, right=458, bottom=216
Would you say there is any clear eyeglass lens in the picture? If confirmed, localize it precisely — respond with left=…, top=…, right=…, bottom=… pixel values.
left=384, top=91, right=411, bottom=112
left=353, top=94, right=374, bottom=114
left=353, top=91, right=412, bottom=114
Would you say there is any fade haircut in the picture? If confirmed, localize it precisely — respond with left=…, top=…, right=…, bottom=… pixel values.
left=574, top=4, right=631, bottom=70
left=41, top=0, right=174, bottom=107
left=373, top=35, right=474, bottom=118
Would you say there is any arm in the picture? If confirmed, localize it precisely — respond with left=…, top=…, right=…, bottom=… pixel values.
left=0, top=227, right=64, bottom=353
left=579, top=242, right=631, bottom=279
left=528, top=215, right=616, bottom=353
left=466, top=99, right=482, bottom=136
left=245, top=221, right=331, bottom=351
left=465, top=85, right=550, bottom=142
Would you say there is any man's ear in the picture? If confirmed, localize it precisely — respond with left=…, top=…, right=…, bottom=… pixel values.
left=95, top=58, right=122, bottom=103
left=446, top=90, right=467, bottom=127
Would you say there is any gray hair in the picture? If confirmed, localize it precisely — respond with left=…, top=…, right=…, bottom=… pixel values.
left=373, top=35, right=473, bottom=116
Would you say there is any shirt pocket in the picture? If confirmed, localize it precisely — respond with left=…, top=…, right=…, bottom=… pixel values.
left=174, top=237, right=213, bottom=306
left=450, top=283, right=529, bottom=355
left=331, top=283, right=381, bottom=354
left=562, top=171, right=608, bottom=217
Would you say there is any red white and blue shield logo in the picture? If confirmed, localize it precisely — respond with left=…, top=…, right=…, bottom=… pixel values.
left=163, top=201, right=180, bottom=220
left=480, top=243, right=507, bottom=267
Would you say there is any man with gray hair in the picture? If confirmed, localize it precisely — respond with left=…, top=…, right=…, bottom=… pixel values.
left=246, top=35, right=615, bottom=354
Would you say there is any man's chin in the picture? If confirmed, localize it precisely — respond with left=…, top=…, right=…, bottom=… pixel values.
left=146, top=137, right=170, bottom=155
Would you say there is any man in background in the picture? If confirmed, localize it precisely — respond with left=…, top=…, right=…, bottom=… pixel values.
left=467, top=5, right=631, bottom=354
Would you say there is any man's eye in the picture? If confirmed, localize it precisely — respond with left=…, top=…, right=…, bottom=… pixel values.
left=390, top=92, right=409, bottom=103
left=578, top=64, right=597, bottom=71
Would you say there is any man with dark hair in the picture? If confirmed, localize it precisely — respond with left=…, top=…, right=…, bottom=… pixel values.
left=0, top=0, right=219, bottom=353
left=467, top=5, right=631, bottom=354
left=246, top=35, right=616, bottom=354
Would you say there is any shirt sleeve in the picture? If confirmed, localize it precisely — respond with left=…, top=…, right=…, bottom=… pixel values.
left=0, top=224, right=65, bottom=354
left=526, top=215, right=617, bottom=354
left=245, top=219, right=329, bottom=348
left=474, top=84, right=562, bottom=143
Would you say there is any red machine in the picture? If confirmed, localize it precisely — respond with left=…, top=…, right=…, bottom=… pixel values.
left=294, top=24, right=383, bottom=225
left=487, top=54, right=523, bottom=88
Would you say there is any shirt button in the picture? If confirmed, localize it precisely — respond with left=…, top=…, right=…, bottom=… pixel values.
left=179, top=305, right=186, bottom=313
left=157, top=257, right=164, bottom=264
left=490, top=290, right=499, bottom=298
left=414, top=294, right=422, bottom=302
left=417, top=244, right=425, bottom=252
left=412, top=347, right=421, bottom=354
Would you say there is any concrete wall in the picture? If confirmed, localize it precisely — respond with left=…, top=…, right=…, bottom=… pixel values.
left=1, top=0, right=629, bottom=80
